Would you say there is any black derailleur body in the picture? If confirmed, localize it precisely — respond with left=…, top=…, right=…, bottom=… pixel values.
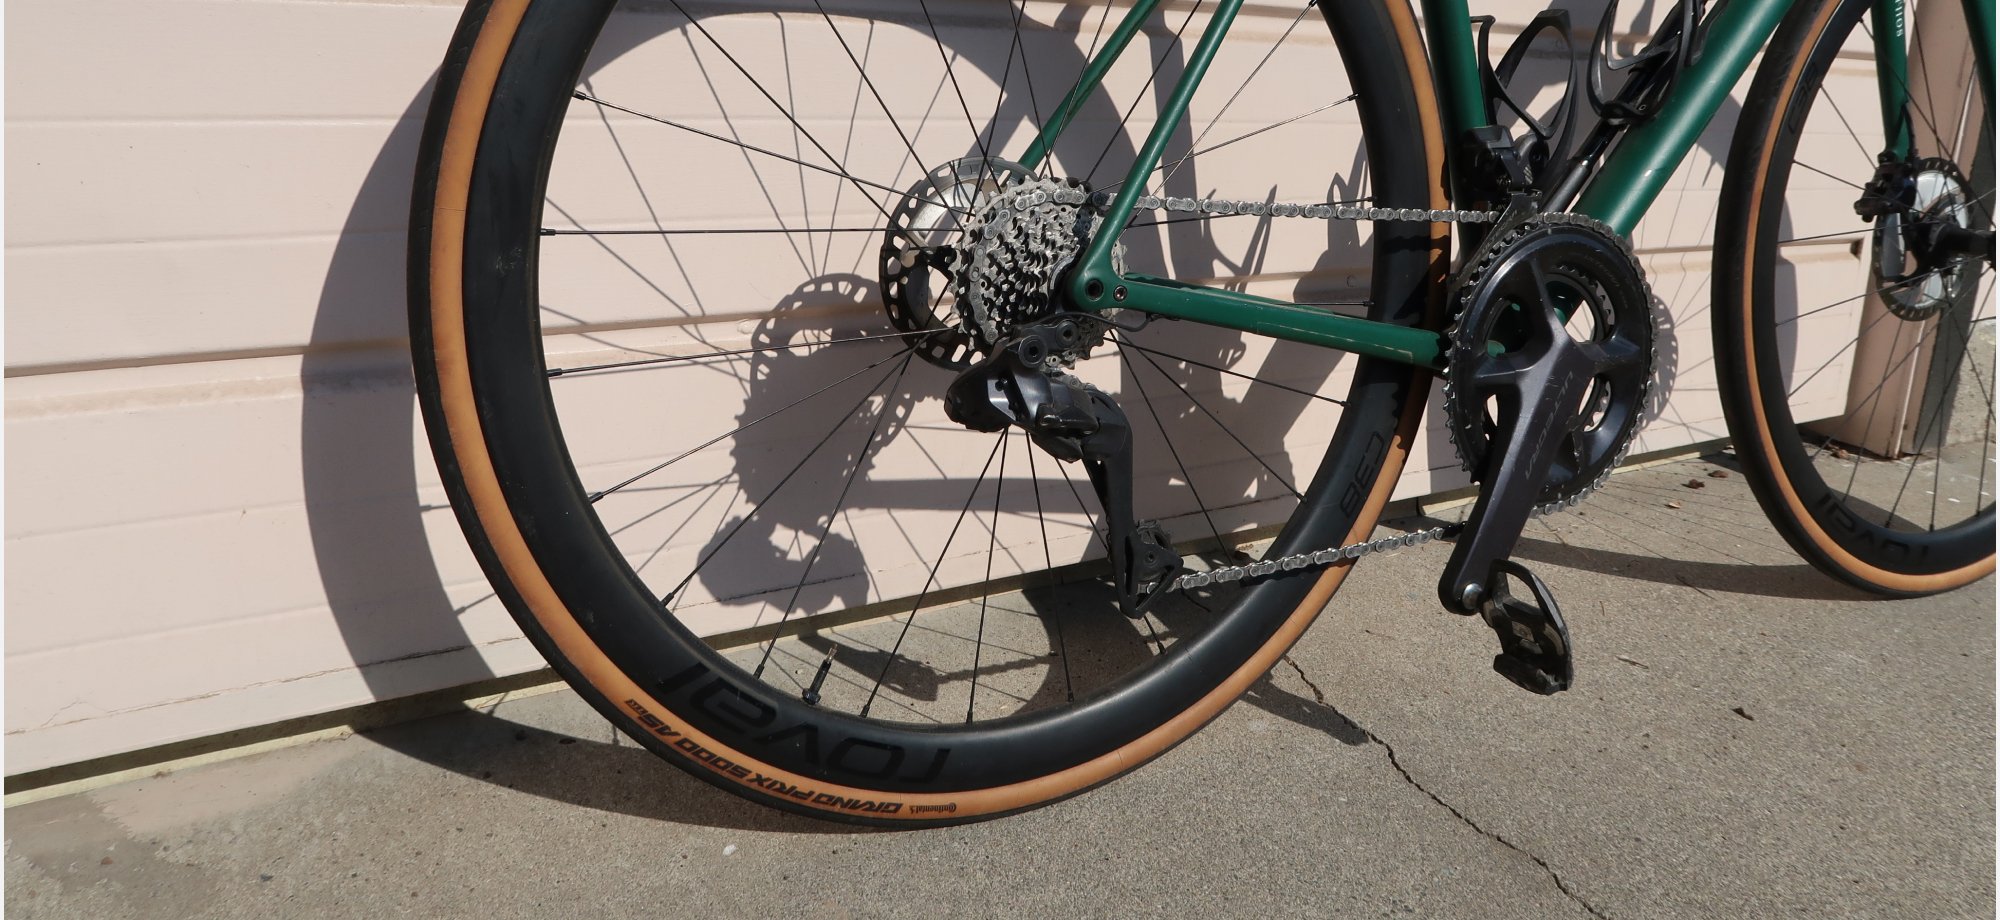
left=1432, top=204, right=1654, bottom=694
left=944, top=319, right=1183, bottom=618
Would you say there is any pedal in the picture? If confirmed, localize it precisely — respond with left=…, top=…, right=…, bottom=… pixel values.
left=1477, top=560, right=1573, bottom=695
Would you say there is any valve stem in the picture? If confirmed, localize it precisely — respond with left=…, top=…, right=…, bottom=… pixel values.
left=802, top=649, right=836, bottom=707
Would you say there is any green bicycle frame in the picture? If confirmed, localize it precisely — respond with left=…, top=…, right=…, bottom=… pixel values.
left=1019, top=0, right=1991, bottom=371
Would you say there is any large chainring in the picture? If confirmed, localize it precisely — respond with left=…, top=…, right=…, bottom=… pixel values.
left=1443, top=213, right=1656, bottom=502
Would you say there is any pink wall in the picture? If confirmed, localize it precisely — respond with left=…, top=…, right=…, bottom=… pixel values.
left=4, top=0, right=1891, bottom=775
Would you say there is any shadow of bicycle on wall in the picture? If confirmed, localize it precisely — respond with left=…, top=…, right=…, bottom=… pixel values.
left=301, top=1, right=1787, bottom=828
left=301, top=1, right=1358, bottom=829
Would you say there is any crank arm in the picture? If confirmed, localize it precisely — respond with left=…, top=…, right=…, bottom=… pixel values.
left=1436, top=311, right=1602, bottom=614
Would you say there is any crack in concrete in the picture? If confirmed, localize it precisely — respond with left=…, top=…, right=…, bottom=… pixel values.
left=1280, top=655, right=1611, bottom=920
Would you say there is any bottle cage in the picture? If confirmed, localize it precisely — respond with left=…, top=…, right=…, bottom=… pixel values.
left=1472, top=11, right=1581, bottom=186
left=1587, top=0, right=1708, bottom=126
left=1470, top=0, right=1710, bottom=190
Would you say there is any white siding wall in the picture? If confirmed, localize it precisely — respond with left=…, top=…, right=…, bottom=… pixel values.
left=2, top=0, right=1870, bottom=774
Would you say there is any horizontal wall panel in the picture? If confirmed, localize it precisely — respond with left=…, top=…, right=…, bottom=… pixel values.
left=4, top=0, right=1877, bottom=776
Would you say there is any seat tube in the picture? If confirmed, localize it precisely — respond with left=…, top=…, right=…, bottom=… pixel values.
left=1019, top=0, right=1169, bottom=172
left=1419, top=0, right=1493, bottom=139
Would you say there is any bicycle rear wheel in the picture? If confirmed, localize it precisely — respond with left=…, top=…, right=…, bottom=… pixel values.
left=1717, top=0, right=1994, bottom=595
left=410, top=0, right=1446, bottom=823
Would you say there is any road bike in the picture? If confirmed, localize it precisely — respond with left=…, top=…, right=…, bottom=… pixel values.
left=409, top=0, right=1994, bottom=823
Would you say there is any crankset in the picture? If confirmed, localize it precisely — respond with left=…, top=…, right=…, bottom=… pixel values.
left=944, top=320, right=1183, bottom=618
left=1436, top=204, right=1656, bottom=693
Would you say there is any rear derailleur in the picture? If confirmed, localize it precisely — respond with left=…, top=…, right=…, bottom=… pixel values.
left=943, top=318, right=1183, bottom=619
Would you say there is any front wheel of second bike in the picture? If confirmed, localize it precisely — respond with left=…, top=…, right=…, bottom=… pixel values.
left=410, top=0, right=1450, bottom=823
left=1717, top=0, right=1995, bottom=595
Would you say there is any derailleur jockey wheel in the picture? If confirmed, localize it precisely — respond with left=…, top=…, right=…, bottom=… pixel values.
left=1443, top=213, right=1656, bottom=502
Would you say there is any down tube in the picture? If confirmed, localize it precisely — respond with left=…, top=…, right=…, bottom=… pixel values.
left=1573, top=0, right=1795, bottom=234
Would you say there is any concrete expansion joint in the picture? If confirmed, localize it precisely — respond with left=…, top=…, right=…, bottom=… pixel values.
left=1278, top=655, right=1613, bottom=920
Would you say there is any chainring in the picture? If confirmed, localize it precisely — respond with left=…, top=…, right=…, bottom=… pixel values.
left=1443, top=212, right=1656, bottom=502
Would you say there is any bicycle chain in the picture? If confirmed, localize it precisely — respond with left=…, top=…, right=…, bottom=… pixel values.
left=1055, top=190, right=1627, bottom=592
left=1073, top=188, right=1503, bottom=225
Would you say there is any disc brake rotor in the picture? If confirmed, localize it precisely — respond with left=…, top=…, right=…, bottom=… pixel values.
left=879, top=157, right=1028, bottom=370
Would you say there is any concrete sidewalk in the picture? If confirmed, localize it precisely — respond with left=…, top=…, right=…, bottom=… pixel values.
left=7, top=452, right=1994, bottom=919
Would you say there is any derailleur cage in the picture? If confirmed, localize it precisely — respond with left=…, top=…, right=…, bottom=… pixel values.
left=943, top=320, right=1183, bottom=618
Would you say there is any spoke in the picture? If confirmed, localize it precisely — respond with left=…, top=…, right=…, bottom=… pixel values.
left=1121, top=341, right=1301, bottom=497
left=1776, top=227, right=1872, bottom=246
left=542, top=226, right=888, bottom=237
left=1886, top=292, right=1994, bottom=528
left=1887, top=322, right=1962, bottom=527
left=752, top=354, right=918, bottom=679
left=1157, top=97, right=1358, bottom=190
left=659, top=2, right=916, bottom=226
left=809, top=1, right=943, bottom=197
left=1817, top=84, right=1884, bottom=169
left=1084, top=0, right=1208, bottom=186
left=1100, top=97, right=1362, bottom=199
left=966, top=435, right=1009, bottom=723
left=779, top=26, right=818, bottom=274
left=1024, top=432, right=1075, bottom=703
left=1842, top=307, right=1918, bottom=505
left=1793, top=160, right=1867, bottom=191
left=591, top=345, right=912, bottom=501
left=573, top=90, right=949, bottom=219
left=1975, top=287, right=1997, bottom=508
left=917, top=0, right=996, bottom=180
left=1081, top=0, right=1119, bottom=59
left=1112, top=336, right=1347, bottom=406
left=1117, top=345, right=1229, bottom=552
left=1004, top=0, right=1050, bottom=177
left=1158, top=3, right=1323, bottom=190
left=1776, top=267, right=1948, bottom=329
left=658, top=351, right=913, bottom=607
left=548, top=330, right=930, bottom=379
left=1980, top=343, right=1994, bottom=512
left=1785, top=294, right=1911, bottom=399
left=863, top=435, right=1007, bottom=718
